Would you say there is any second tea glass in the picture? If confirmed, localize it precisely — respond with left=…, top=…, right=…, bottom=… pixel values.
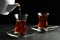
left=38, top=13, right=49, bottom=29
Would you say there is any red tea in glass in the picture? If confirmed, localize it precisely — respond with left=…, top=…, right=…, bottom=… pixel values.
left=38, top=13, right=49, bottom=29
left=14, top=14, right=28, bottom=35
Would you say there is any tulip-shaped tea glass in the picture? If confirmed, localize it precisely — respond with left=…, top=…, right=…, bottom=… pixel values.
left=14, top=14, right=28, bottom=35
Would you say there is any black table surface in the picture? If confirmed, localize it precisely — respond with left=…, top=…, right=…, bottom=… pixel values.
left=0, top=25, right=60, bottom=40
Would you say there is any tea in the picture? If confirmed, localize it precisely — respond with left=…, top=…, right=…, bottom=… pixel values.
left=14, top=20, right=28, bottom=35
left=38, top=13, right=49, bottom=29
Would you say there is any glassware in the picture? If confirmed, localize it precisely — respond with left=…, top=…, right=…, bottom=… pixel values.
left=38, top=13, right=49, bottom=29
left=14, top=13, right=28, bottom=35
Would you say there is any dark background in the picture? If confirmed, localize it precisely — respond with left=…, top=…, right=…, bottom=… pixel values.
left=0, top=0, right=60, bottom=25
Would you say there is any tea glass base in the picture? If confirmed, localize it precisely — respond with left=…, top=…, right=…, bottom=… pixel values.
left=31, top=25, right=59, bottom=32
left=7, top=31, right=21, bottom=38
left=7, top=30, right=36, bottom=38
